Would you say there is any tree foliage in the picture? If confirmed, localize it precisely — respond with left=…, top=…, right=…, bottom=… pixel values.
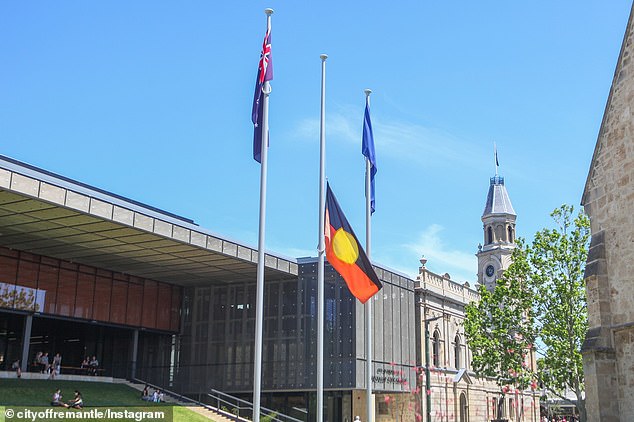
left=465, top=205, right=590, bottom=421
left=530, top=205, right=589, bottom=420
left=464, top=238, right=538, bottom=393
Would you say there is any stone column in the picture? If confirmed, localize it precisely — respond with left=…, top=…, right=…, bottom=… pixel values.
left=582, top=230, right=620, bottom=421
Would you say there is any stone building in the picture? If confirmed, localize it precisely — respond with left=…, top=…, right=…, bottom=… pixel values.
left=414, top=173, right=539, bottom=422
left=581, top=4, right=634, bottom=421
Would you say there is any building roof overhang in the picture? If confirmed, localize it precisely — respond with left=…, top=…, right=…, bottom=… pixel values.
left=0, top=155, right=298, bottom=287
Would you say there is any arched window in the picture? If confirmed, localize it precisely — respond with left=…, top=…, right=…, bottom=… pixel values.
left=432, top=330, right=440, bottom=367
left=508, top=226, right=514, bottom=243
left=454, top=334, right=462, bottom=369
left=487, top=226, right=493, bottom=244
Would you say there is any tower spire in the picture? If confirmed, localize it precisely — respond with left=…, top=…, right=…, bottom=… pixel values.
left=476, top=166, right=517, bottom=292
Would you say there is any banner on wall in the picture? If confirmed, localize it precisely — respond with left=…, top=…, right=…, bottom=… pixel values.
left=0, top=282, right=46, bottom=311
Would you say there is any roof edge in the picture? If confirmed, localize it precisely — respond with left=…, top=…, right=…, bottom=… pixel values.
left=582, top=3, right=634, bottom=206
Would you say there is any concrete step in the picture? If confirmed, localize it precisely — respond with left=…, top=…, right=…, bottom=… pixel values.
left=185, top=406, right=235, bottom=422
left=119, top=380, right=237, bottom=422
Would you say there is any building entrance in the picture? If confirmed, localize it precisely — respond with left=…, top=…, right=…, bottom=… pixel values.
left=0, top=311, right=174, bottom=382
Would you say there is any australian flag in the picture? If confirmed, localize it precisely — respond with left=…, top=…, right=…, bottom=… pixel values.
left=251, top=23, right=273, bottom=163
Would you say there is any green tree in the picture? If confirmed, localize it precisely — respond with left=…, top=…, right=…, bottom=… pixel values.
left=530, top=205, right=589, bottom=421
left=465, top=205, right=589, bottom=421
left=465, top=239, right=538, bottom=420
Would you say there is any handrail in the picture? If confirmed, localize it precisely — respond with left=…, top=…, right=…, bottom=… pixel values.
left=130, top=378, right=305, bottom=422
left=129, top=378, right=240, bottom=419
left=208, top=389, right=305, bottom=422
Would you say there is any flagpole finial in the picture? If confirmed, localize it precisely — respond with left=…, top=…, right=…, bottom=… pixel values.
left=320, top=54, right=328, bottom=61
left=364, top=89, right=372, bottom=96
left=264, top=8, right=274, bottom=16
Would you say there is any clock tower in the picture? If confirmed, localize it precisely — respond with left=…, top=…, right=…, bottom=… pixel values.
left=476, top=174, right=516, bottom=292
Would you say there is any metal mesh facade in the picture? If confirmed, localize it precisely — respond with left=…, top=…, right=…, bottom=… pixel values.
left=176, top=261, right=416, bottom=396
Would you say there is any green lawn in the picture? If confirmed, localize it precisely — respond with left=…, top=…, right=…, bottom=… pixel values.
left=0, top=379, right=212, bottom=422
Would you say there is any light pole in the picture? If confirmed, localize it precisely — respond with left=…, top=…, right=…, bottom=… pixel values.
left=424, top=315, right=442, bottom=422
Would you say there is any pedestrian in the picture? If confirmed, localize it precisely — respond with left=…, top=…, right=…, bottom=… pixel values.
left=40, top=352, right=50, bottom=374
left=88, top=355, right=99, bottom=376
left=34, top=351, right=42, bottom=371
left=11, top=359, right=21, bottom=378
left=49, top=353, right=62, bottom=379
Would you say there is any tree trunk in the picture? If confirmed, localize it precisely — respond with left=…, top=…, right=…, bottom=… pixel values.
left=577, top=397, right=587, bottom=422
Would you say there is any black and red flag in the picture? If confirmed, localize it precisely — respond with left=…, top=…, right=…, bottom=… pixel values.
left=325, top=183, right=382, bottom=303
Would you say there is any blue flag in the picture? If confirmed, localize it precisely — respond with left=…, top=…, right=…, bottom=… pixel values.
left=362, top=97, right=377, bottom=213
left=252, top=23, right=273, bottom=163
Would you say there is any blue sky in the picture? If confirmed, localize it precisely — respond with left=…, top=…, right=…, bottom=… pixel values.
left=1, top=1, right=631, bottom=283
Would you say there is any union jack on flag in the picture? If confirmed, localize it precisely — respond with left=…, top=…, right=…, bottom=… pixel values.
left=258, top=26, right=273, bottom=84
left=252, top=23, right=273, bottom=163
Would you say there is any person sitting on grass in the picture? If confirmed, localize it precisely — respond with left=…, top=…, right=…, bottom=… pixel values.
left=63, top=390, right=83, bottom=409
left=51, top=389, right=63, bottom=406
left=141, top=385, right=152, bottom=401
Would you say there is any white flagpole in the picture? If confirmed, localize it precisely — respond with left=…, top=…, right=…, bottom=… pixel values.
left=317, top=53, right=328, bottom=422
left=253, top=8, right=274, bottom=422
left=364, top=88, right=373, bottom=422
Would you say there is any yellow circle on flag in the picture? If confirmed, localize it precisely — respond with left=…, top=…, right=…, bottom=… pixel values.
left=332, top=228, right=359, bottom=264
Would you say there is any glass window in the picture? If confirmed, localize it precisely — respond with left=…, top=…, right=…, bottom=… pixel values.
left=454, top=334, right=461, bottom=369
left=377, top=399, right=389, bottom=415
left=432, top=330, right=440, bottom=367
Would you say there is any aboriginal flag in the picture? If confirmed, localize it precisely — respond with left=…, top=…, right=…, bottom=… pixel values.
left=325, top=183, right=382, bottom=303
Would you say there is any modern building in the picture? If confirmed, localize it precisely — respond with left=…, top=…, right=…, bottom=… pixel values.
left=0, top=154, right=416, bottom=421
left=582, top=3, right=634, bottom=420
left=1, top=152, right=543, bottom=421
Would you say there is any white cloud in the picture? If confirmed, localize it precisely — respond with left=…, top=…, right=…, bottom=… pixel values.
left=403, top=224, right=477, bottom=283
left=270, top=244, right=316, bottom=261
left=292, top=106, right=484, bottom=169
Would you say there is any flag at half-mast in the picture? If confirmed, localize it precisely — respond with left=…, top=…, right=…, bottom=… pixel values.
left=362, top=96, right=377, bottom=213
left=325, top=183, right=382, bottom=303
left=251, top=20, right=273, bottom=163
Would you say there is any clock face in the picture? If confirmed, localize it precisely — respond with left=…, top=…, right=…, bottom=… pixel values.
left=485, top=264, right=495, bottom=277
